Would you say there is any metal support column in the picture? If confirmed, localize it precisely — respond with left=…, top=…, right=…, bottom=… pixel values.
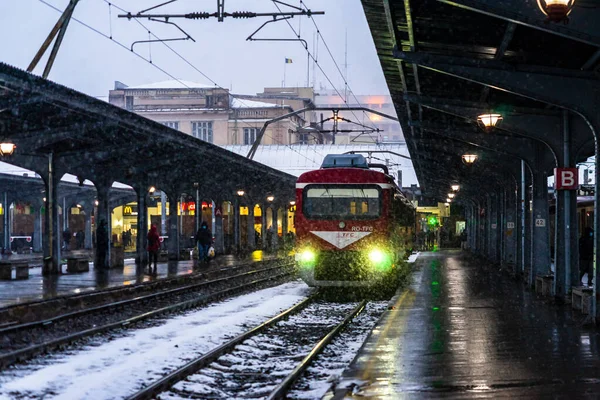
left=167, top=192, right=180, bottom=260
left=261, top=204, right=267, bottom=250
left=271, top=207, right=279, bottom=251
left=84, top=208, right=92, bottom=249
left=136, top=186, right=148, bottom=267
left=504, top=188, right=517, bottom=270
left=33, top=202, right=43, bottom=252
left=531, top=168, right=551, bottom=283
left=247, top=204, right=255, bottom=251
left=160, top=191, right=167, bottom=236
left=2, top=192, right=8, bottom=251
left=95, top=181, right=111, bottom=269
left=214, top=200, right=224, bottom=255
left=43, top=154, right=61, bottom=275
left=234, top=198, right=241, bottom=253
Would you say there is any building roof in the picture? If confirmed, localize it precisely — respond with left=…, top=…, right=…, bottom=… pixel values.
left=127, top=80, right=214, bottom=90
left=231, top=97, right=288, bottom=109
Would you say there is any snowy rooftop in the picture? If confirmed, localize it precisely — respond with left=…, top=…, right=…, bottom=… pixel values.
left=0, top=162, right=132, bottom=189
left=127, top=80, right=214, bottom=90
left=231, top=98, right=288, bottom=109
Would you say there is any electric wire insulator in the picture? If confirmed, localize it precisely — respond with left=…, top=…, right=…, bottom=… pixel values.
left=231, top=11, right=256, bottom=18
left=185, top=12, right=211, bottom=19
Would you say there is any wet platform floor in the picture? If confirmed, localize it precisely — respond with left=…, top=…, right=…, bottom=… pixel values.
left=331, top=250, right=600, bottom=399
left=0, top=250, right=283, bottom=309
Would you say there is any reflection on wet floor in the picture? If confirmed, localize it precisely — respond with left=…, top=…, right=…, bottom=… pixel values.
left=0, top=250, right=280, bottom=308
left=334, top=250, right=600, bottom=399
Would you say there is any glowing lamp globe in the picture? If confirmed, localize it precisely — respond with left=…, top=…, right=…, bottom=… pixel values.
left=451, top=184, right=460, bottom=191
left=462, top=154, right=478, bottom=165
left=237, top=190, right=245, bottom=197
left=477, top=113, right=503, bottom=130
left=537, top=0, right=575, bottom=23
left=0, top=142, right=16, bottom=156
left=448, top=193, right=455, bottom=199
left=267, top=195, right=275, bottom=202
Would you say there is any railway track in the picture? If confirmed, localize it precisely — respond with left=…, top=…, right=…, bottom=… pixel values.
left=0, top=263, right=294, bottom=370
left=126, top=298, right=368, bottom=400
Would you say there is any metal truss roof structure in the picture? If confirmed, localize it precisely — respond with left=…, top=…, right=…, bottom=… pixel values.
left=0, top=63, right=295, bottom=201
left=361, top=0, right=600, bottom=202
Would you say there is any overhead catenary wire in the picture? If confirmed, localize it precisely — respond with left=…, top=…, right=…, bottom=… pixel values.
left=35, top=0, right=322, bottom=168
left=102, top=0, right=324, bottom=165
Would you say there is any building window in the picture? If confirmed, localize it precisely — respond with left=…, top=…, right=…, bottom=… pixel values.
left=298, top=133, right=309, bottom=145
left=161, top=121, right=179, bottom=130
left=244, top=128, right=258, bottom=145
left=125, top=96, right=133, bottom=110
left=192, top=121, right=213, bottom=143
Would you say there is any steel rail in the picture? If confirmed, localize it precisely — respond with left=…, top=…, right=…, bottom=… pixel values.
left=0, top=263, right=292, bottom=336
left=1, top=261, right=262, bottom=314
left=266, top=300, right=367, bottom=400
left=126, top=296, right=318, bottom=400
left=0, top=269, right=293, bottom=370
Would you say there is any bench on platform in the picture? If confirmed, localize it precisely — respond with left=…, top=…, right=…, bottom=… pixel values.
left=0, top=260, right=29, bottom=280
left=535, top=275, right=554, bottom=297
left=66, top=256, right=90, bottom=273
left=572, top=286, right=593, bottom=314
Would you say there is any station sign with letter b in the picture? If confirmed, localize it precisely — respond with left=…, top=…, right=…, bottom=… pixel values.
left=554, top=168, right=578, bottom=190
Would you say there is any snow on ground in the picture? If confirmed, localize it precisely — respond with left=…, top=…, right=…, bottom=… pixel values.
left=0, top=281, right=311, bottom=400
left=407, top=252, right=420, bottom=263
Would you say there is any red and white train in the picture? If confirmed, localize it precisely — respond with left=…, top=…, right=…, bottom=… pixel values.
left=294, top=154, right=415, bottom=292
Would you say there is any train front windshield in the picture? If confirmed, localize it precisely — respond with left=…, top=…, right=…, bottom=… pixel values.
left=303, top=185, right=381, bottom=219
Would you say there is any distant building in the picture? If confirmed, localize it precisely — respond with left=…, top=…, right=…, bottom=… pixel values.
left=108, top=80, right=311, bottom=146
left=314, top=90, right=404, bottom=145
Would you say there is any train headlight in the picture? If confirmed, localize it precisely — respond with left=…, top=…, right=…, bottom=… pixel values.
left=297, top=248, right=316, bottom=266
left=368, top=248, right=392, bottom=270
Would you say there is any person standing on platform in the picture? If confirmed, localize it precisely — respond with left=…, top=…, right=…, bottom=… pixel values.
left=196, top=221, right=212, bottom=262
left=579, top=227, right=594, bottom=286
left=147, top=225, right=160, bottom=274
left=460, top=229, right=468, bottom=250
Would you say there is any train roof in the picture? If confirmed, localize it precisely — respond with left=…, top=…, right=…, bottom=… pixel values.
left=297, top=167, right=394, bottom=185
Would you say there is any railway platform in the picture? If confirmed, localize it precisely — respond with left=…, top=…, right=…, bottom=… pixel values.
left=0, top=250, right=286, bottom=309
left=329, top=250, right=600, bottom=399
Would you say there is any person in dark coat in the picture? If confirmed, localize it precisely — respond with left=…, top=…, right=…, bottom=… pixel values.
left=196, top=221, right=212, bottom=262
left=63, top=228, right=72, bottom=251
left=96, top=220, right=108, bottom=269
left=580, top=227, right=594, bottom=286
left=147, top=225, right=160, bottom=274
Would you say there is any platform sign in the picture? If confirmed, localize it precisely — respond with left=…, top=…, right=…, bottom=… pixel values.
left=507, top=222, right=515, bottom=229
left=554, top=168, right=578, bottom=190
left=535, top=218, right=546, bottom=227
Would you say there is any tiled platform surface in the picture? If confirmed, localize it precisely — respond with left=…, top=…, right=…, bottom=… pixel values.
left=329, top=250, right=600, bottom=399
left=0, top=250, right=284, bottom=308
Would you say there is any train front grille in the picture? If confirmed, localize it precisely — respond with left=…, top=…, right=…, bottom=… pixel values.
left=314, top=251, right=370, bottom=281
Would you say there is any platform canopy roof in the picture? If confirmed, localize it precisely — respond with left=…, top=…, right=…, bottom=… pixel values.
left=361, top=0, right=600, bottom=201
left=0, top=63, right=296, bottom=201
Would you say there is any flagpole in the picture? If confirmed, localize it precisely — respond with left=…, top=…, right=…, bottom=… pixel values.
left=283, top=61, right=286, bottom=87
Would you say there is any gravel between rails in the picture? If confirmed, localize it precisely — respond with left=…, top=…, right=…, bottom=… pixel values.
left=156, top=301, right=365, bottom=400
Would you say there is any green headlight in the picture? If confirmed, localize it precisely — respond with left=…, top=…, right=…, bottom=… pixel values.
left=299, top=249, right=316, bottom=265
left=368, top=248, right=392, bottom=270
left=368, top=249, right=386, bottom=264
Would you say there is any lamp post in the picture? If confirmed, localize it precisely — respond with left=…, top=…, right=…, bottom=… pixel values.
left=537, top=0, right=575, bottom=23
left=462, top=154, right=478, bottom=165
left=0, top=142, right=16, bottom=156
left=477, top=113, right=503, bottom=131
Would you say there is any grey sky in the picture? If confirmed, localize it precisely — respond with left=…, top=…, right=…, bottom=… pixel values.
left=0, top=0, right=390, bottom=99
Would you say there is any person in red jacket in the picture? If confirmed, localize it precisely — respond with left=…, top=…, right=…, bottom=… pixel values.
left=147, top=225, right=160, bottom=274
